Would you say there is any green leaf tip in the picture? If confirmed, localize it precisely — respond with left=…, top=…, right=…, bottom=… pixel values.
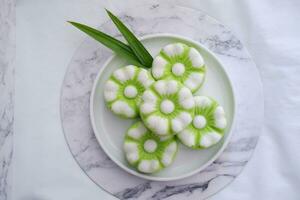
left=68, top=20, right=148, bottom=67
left=105, top=9, right=153, bottom=67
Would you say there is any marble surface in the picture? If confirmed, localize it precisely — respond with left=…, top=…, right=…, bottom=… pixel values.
left=0, top=0, right=15, bottom=200
left=61, top=3, right=263, bottom=200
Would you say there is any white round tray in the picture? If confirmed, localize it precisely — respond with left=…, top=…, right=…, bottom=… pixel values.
left=61, top=3, right=263, bottom=199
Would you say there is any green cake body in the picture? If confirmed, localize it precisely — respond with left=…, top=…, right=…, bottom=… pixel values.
left=177, top=96, right=227, bottom=149
left=124, top=121, right=178, bottom=173
left=104, top=65, right=154, bottom=118
left=152, top=43, right=206, bottom=93
left=139, top=79, right=195, bottom=136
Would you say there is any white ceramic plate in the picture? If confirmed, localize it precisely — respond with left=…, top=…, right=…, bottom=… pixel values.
left=90, top=34, right=235, bottom=181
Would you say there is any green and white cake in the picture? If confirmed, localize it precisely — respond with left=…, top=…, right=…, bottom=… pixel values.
left=104, top=65, right=154, bottom=118
left=124, top=121, right=178, bottom=173
left=152, top=43, right=206, bottom=93
left=140, top=79, right=195, bottom=136
left=177, top=96, right=227, bottom=149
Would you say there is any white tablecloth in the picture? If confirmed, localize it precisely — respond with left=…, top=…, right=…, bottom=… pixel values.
left=15, top=0, right=300, bottom=199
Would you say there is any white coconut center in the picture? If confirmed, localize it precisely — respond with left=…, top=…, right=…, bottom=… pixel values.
left=160, top=99, right=175, bottom=114
left=171, top=63, right=185, bottom=76
left=143, top=139, right=157, bottom=153
left=193, top=115, right=207, bottom=129
left=124, top=85, right=138, bottom=98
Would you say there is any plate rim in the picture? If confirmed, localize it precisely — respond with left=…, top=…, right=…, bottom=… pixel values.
left=90, top=33, right=237, bottom=181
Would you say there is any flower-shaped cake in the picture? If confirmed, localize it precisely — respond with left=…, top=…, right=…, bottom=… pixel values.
left=124, top=121, right=178, bottom=173
left=104, top=65, right=154, bottom=118
left=140, top=79, right=195, bottom=136
left=151, top=43, right=206, bottom=93
left=177, top=96, right=227, bottom=149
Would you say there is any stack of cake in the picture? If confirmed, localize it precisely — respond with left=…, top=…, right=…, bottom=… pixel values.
left=104, top=43, right=227, bottom=173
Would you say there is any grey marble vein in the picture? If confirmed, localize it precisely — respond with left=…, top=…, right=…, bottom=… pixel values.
left=60, top=3, right=264, bottom=200
left=0, top=0, right=15, bottom=199
left=149, top=178, right=214, bottom=200
left=115, top=182, right=152, bottom=200
left=148, top=174, right=235, bottom=200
